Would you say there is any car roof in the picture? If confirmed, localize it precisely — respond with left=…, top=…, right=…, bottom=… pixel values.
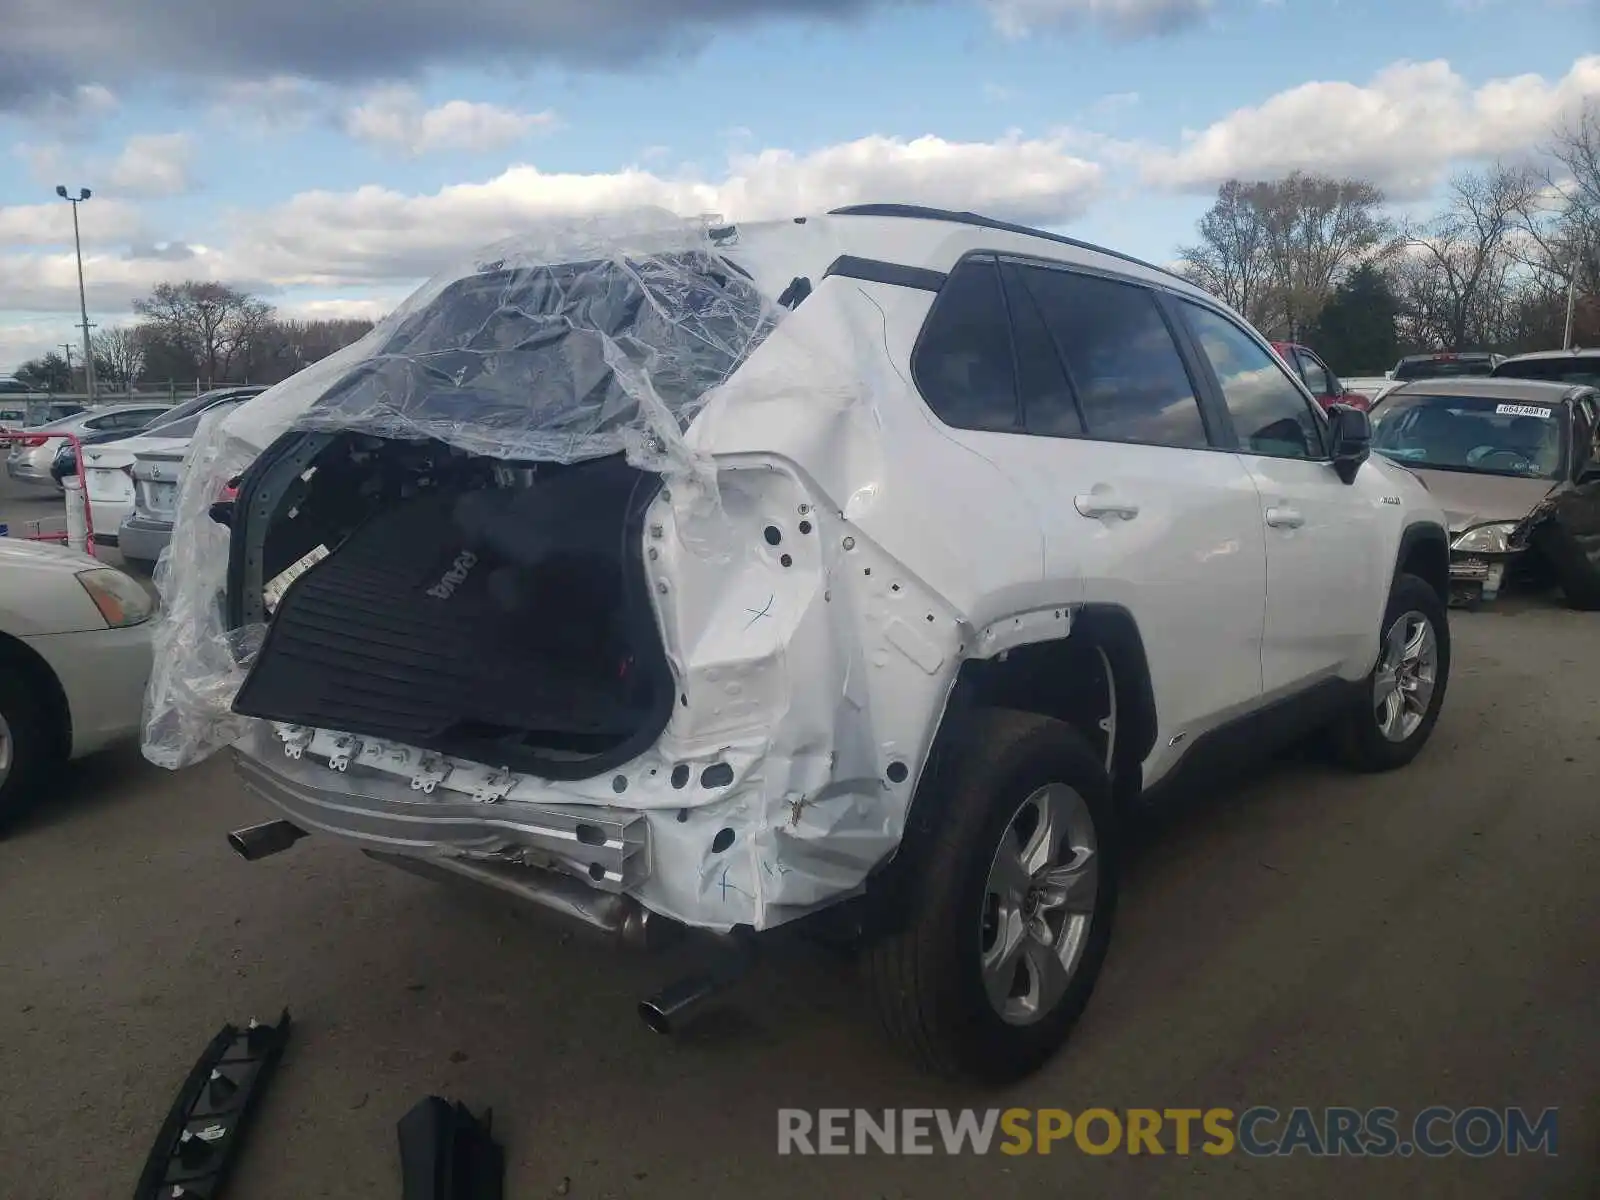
left=1397, top=350, right=1500, bottom=362
left=1496, top=348, right=1600, bottom=363
left=1383, top=377, right=1580, bottom=403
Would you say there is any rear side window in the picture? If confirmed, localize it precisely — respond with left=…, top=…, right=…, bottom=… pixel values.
left=1182, top=302, right=1327, bottom=460
left=1296, top=349, right=1333, bottom=395
left=1494, top=357, right=1600, bottom=388
left=1013, top=265, right=1209, bottom=449
left=911, top=256, right=1020, bottom=433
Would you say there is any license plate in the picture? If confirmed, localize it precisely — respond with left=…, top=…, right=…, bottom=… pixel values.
left=139, top=479, right=178, bottom=516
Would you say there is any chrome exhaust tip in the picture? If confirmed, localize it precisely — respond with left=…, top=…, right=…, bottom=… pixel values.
left=639, top=946, right=755, bottom=1035
left=227, top=820, right=308, bottom=862
left=638, top=975, right=720, bottom=1035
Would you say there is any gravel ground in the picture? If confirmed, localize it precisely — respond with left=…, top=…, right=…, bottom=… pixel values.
left=2, top=473, right=1598, bottom=1199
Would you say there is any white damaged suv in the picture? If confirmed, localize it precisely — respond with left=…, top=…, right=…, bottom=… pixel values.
left=146, top=205, right=1452, bottom=1083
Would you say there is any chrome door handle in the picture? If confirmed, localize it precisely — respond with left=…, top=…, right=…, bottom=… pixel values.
left=1265, top=506, right=1305, bottom=529
left=1074, top=496, right=1140, bottom=520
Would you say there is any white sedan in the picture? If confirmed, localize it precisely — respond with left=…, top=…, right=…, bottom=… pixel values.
left=0, top=538, right=155, bottom=823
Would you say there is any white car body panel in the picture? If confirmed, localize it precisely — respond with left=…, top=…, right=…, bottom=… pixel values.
left=0, top=538, right=153, bottom=758
left=148, top=210, right=1450, bottom=935
left=84, top=435, right=190, bottom=540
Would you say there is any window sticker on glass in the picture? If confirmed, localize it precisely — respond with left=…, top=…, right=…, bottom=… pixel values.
left=1495, top=403, right=1553, bottom=419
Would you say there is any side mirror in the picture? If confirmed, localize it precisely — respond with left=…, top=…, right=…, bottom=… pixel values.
left=1327, top=404, right=1371, bottom=485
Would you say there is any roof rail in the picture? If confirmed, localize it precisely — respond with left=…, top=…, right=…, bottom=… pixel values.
left=827, top=203, right=1187, bottom=284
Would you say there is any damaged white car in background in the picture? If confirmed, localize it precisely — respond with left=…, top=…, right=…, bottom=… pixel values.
left=145, top=204, right=1451, bottom=1083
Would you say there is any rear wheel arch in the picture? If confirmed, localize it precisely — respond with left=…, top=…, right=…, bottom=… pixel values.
left=849, top=606, right=1157, bottom=939
left=1396, top=520, right=1449, bottom=606
left=0, top=632, right=73, bottom=763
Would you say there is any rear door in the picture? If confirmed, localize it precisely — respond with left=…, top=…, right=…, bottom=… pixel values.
left=913, top=256, right=1268, bottom=779
left=1173, top=300, right=1383, bottom=693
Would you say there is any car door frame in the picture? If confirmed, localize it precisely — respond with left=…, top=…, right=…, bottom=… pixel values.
left=1155, top=292, right=1385, bottom=694
left=981, top=254, right=1271, bottom=786
left=1293, top=347, right=1341, bottom=408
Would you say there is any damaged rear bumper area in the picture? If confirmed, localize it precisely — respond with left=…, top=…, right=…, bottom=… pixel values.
left=143, top=214, right=964, bottom=942
left=228, top=724, right=667, bottom=947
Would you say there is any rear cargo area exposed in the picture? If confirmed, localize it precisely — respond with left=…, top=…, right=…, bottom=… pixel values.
left=230, top=446, right=677, bottom=780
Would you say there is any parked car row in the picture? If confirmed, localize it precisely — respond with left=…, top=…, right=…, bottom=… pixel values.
left=5, top=388, right=265, bottom=572
left=5, top=207, right=1594, bottom=1088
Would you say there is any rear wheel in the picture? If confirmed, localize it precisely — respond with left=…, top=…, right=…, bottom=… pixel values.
left=0, top=667, right=58, bottom=829
left=1535, top=525, right=1600, bottom=612
left=1334, top=572, right=1450, bottom=772
left=862, top=709, right=1117, bottom=1084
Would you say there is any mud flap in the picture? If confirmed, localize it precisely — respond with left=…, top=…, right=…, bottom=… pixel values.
left=132, top=1009, right=291, bottom=1199
left=398, top=1096, right=505, bottom=1200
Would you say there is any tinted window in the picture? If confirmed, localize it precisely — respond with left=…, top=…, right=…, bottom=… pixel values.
left=912, top=257, right=1019, bottom=433
left=1296, top=350, right=1333, bottom=395
left=1013, top=265, right=1209, bottom=449
left=1494, top=356, right=1600, bottom=388
left=1394, top=357, right=1495, bottom=382
left=1001, top=263, right=1082, bottom=437
left=1371, top=392, right=1566, bottom=480
left=1183, top=303, right=1326, bottom=460
left=142, top=398, right=247, bottom=441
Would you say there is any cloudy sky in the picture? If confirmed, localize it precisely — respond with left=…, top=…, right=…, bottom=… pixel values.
left=1, top=0, right=1596, bottom=370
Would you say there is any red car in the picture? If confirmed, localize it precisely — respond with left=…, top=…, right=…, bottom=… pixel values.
left=1271, top=341, right=1372, bottom=412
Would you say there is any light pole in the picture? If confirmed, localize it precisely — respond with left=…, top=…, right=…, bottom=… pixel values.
left=55, top=185, right=97, bottom=402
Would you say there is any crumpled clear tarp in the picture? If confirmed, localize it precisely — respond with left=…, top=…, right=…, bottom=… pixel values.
left=143, top=208, right=786, bottom=770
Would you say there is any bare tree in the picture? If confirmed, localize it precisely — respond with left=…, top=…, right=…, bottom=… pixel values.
left=1178, top=172, right=1396, bottom=338
left=1398, top=165, right=1537, bottom=350
left=132, top=281, right=275, bottom=388
left=91, top=326, right=146, bottom=396
left=1177, top=180, right=1272, bottom=327
left=1251, top=172, right=1397, bottom=339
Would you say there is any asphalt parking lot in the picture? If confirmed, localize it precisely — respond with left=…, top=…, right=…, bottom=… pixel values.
left=2, top=473, right=1599, bottom=1199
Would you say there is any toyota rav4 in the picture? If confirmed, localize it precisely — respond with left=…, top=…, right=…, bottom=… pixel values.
left=145, top=204, right=1452, bottom=1084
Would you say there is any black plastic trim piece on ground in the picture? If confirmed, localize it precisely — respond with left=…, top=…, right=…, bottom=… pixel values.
left=398, top=1096, right=505, bottom=1200
left=132, top=1009, right=291, bottom=1200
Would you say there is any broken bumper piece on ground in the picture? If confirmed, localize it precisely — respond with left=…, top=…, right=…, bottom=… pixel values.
left=132, top=1009, right=291, bottom=1200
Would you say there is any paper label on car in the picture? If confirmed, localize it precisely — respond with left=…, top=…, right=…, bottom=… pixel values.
left=1495, top=403, right=1553, bottom=418
left=263, top=543, right=330, bottom=612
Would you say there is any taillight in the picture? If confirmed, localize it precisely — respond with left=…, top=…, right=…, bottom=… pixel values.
left=217, top=476, right=240, bottom=503
left=19, top=435, right=48, bottom=448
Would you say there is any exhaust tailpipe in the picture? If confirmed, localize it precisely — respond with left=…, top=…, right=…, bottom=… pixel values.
left=638, top=947, right=754, bottom=1035
left=228, top=820, right=308, bottom=862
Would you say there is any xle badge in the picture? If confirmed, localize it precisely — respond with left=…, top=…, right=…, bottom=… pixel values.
left=427, top=550, right=478, bottom=600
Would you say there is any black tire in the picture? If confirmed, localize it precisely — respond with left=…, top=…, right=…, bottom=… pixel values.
left=862, top=708, right=1118, bottom=1084
left=0, top=664, right=55, bottom=828
left=1334, top=572, right=1451, bottom=772
left=1535, top=524, right=1600, bottom=612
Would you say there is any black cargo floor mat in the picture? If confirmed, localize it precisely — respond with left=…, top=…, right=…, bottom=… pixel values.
left=232, top=477, right=662, bottom=769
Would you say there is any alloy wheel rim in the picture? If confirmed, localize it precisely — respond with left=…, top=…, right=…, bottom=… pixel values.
left=979, top=782, right=1099, bottom=1026
left=1374, top=609, right=1438, bottom=743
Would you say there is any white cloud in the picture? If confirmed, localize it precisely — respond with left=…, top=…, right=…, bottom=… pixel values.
left=0, top=200, right=147, bottom=249
left=222, top=131, right=1103, bottom=286
left=987, top=0, right=1211, bottom=37
left=343, top=87, right=558, bottom=156
left=1142, top=55, right=1600, bottom=197
left=106, top=133, right=194, bottom=198
left=210, top=76, right=331, bottom=134
left=0, top=322, right=70, bottom=371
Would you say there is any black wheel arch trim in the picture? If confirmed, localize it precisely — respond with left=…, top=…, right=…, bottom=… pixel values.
left=831, top=603, right=1157, bottom=942
left=1395, top=519, right=1450, bottom=604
